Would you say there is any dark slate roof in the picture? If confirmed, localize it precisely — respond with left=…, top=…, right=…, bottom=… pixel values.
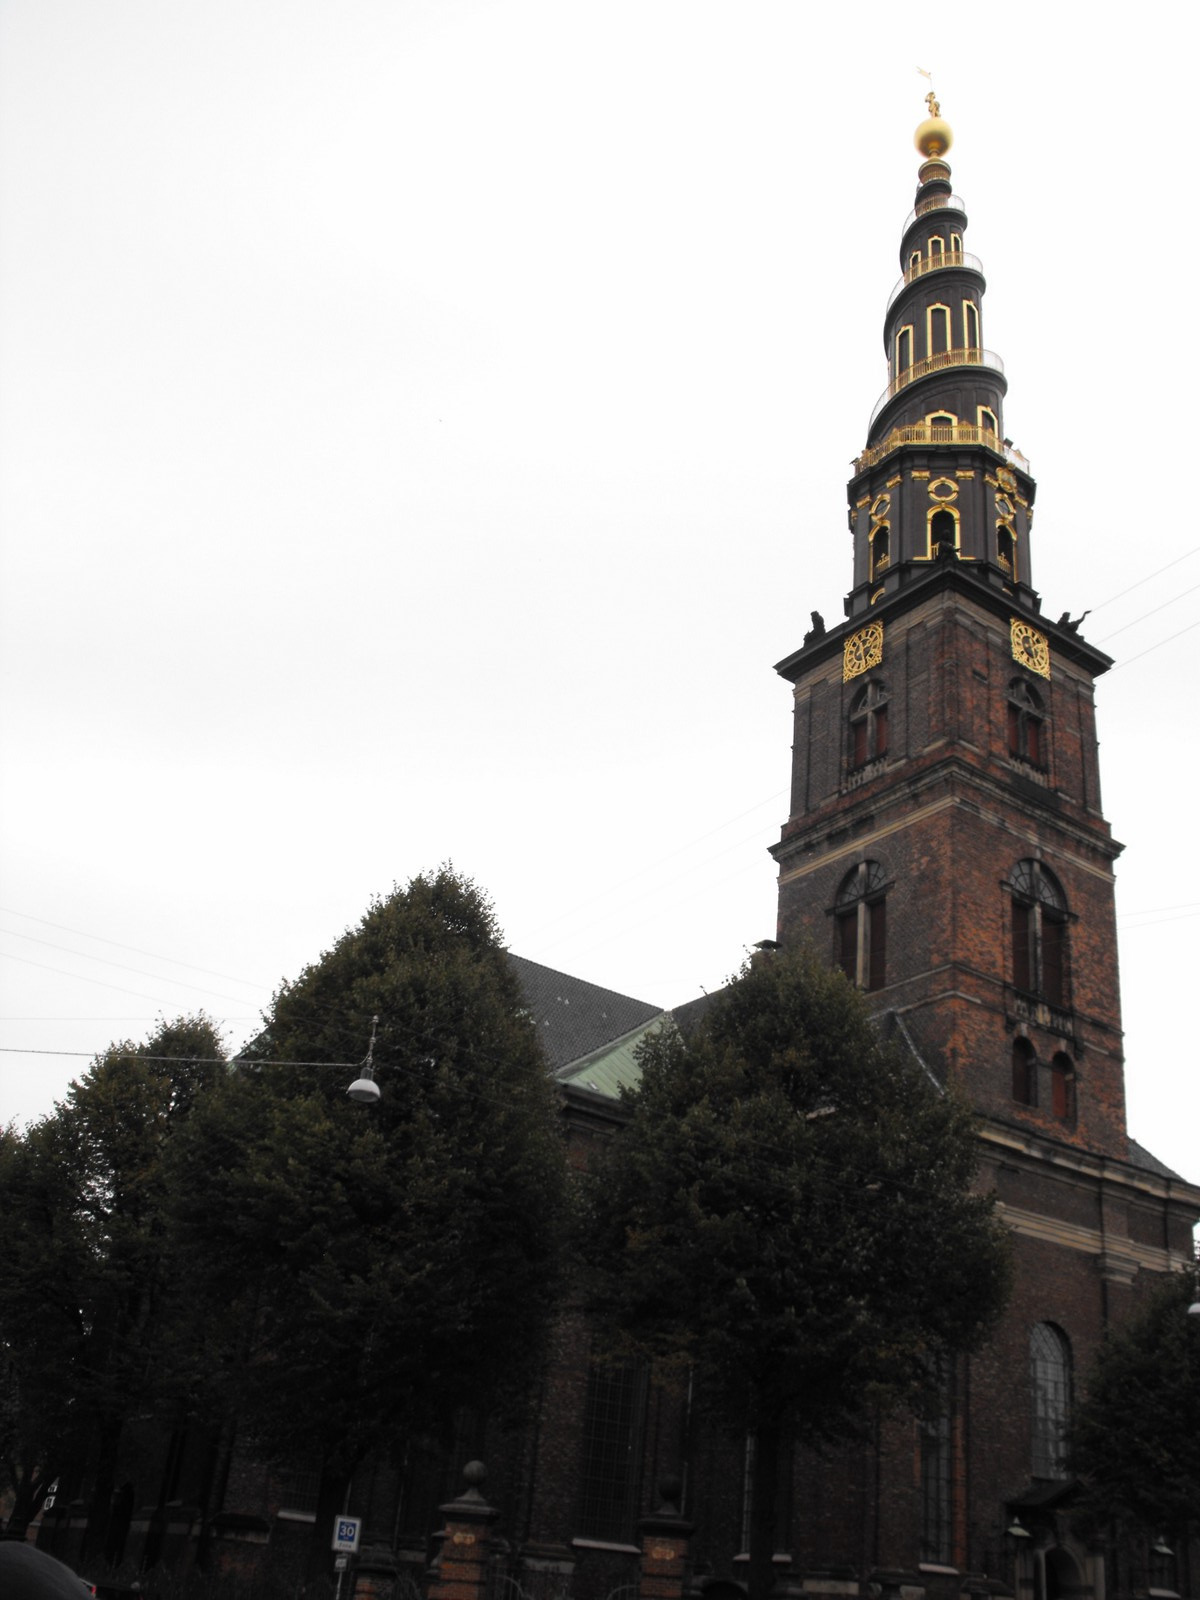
left=506, top=952, right=663, bottom=1073
left=1127, top=1137, right=1183, bottom=1181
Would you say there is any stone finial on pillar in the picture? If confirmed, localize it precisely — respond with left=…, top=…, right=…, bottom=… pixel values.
left=426, top=1462, right=499, bottom=1600
left=638, top=1475, right=694, bottom=1600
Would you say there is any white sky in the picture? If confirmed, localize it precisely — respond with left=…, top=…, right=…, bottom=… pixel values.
left=1, top=2, right=1197, bottom=1186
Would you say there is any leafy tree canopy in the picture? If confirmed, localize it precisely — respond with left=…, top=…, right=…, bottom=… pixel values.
left=0, top=1015, right=227, bottom=1540
left=1069, top=1265, right=1200, bottom=1539
left=581, top=945, right=1011, bottom=1600
left=168, top=869, right=567, bottom=1483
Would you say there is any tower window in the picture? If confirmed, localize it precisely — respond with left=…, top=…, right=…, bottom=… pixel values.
left=1007, top=680, right=1043, bottom=765
left=978, top=406, right=999, bottom=437
left=870, top=524, right=890, bottom=578
left=929, top=506, right=959, bottom=559
left=949, top=231, right=962, bottom=256
left=997, top=523, right=1017, bottom=577
left=1030, top=1323, right=1072, bottom=1479
left=834, top=860, right=888, bottom=991
left=1012, top=1037, right=1037, bottom=1106
left=928, top=235, right=945, bottom=258
left=895, top=325, right=914, bottom=376
left=1010, top=860, right=1069, bottom=1008
left=963, top=299, right=980, bottom=350
left=927, top=303, right=952, bottom=356
left=1050, top=1054, right=1076, bottom=1122
left=848, top=680, right=889, bottom=768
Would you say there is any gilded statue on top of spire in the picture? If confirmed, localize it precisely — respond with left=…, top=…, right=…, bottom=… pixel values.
left=914, top=70, right=952, bottom=159
left=925, top=89, right=941, bottom=118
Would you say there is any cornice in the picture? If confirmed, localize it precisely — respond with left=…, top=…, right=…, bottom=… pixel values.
left=774, top=561, right=1112, bottom=686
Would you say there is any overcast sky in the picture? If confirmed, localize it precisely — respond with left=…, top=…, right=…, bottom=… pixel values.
left=2, top=2, right=1197, bottom=1185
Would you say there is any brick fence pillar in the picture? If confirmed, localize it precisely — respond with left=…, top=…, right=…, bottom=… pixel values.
left=426, top=1462, right=499, bottom=1600
left=638, top=1476, right=694, bottom=1600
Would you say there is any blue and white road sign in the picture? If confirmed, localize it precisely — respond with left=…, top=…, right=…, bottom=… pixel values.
left=332, top=1516, right=362, bottom=1553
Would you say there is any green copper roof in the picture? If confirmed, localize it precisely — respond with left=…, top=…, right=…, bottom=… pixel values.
left=554, top=1015, right=667, bottom=1098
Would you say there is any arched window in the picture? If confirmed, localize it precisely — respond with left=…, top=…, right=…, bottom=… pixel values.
left=930, top=507, right=958, bottom=559
left=928, top=235, right=945, bottom=259
left=1012, top=1037, right=1037, bottom=1106
left=895, top=325, right=914, bottom=376
left=835, top=861, right=888, bottom=991
left=920, top=1357, right=955, bottom=1563
left=848, top=680, right=889, bottom=768
left=949, top=231, right=962, bottom=257
left=963, top=299, right=980, bottom=350
left=1030, top=1323, right=1072, bottom=1478
left=870, top=524, right=890, bottom=579
left=1050, top=1054, right=1076, bottom=1122
left=997, top=523, right=1017, bottom=578
left=927, top=303, right=952, bottom=356
left=1011, top=861, right=1069, bottom=1007
left=1007, top=680, right=1044, bottom=765
left=978, top=405, right=999, bottom=437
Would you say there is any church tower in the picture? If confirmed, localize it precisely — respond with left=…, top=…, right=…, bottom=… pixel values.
left=769, top=100, right=1198, bottom=1590
left=771, top=98, right=1126, bottom=1156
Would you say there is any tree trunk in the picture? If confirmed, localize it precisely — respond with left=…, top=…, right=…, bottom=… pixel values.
left=748, top=1418, right=781, bottom=1600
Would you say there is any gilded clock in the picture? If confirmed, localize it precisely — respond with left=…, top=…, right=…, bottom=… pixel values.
left=1010, top=618, right=1050, bottom=679
left=843, top=621, right=884, bottom=682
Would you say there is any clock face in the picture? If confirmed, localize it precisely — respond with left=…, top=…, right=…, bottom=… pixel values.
left=995, top=494, right=1014, bottom=521
left=843, top=621, right=884, bottom=682
left=1010, top=618, right=1050, bottom=679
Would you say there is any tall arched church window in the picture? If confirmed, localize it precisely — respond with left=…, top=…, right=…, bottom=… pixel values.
left=834, top=860, right=888, bottom=991
left=920, top=1357, right=955, bottom=1563
left=577, top=1358, right=648, bottom=1540
left=895, top=325, right=914, bottom=377
left=963, top=299, right=980, bottom=350
left=849, top=680, right=889, bottom=768
left=927, top=303, right=952, bottom=356
left=1007, top=680, right=1044, bottom=765
left=1011, top=861, right=1069, bottom=1007
left=1030, top=1323, right=1072, bottom=1479
left=1050, top=1053, right=1076, bottom=1122
left=1012, top=1037, right=1037, bottom=1106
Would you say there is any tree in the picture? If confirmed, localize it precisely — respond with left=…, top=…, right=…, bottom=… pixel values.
left=581, top=945, right=1011, bottom=1600
left=0, top=1016, right=227, bottom=1554
left=168, top=869, right=567, bottom=1580
left=1069, top=1265, right=1200, bottom=1543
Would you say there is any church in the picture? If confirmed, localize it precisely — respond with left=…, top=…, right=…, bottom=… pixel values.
left=493, top=97, right=1200, bottom=1600
left=30, top=101, right=1199, bottom=1600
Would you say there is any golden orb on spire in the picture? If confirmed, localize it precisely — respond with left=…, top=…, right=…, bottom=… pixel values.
left=914, top=85, right=952, bottom=159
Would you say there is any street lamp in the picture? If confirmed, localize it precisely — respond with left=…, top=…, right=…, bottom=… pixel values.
left=347, top=1015, right=382, bottom=1104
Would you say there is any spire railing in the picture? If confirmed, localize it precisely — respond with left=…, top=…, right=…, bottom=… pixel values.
left=853, top=422, right=1031, bottom=476
left=900, top=192, right=968, bottom=236
left=867, top=346, right=1005, bottom=429
left=886, top=250, right=984, bottom=312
